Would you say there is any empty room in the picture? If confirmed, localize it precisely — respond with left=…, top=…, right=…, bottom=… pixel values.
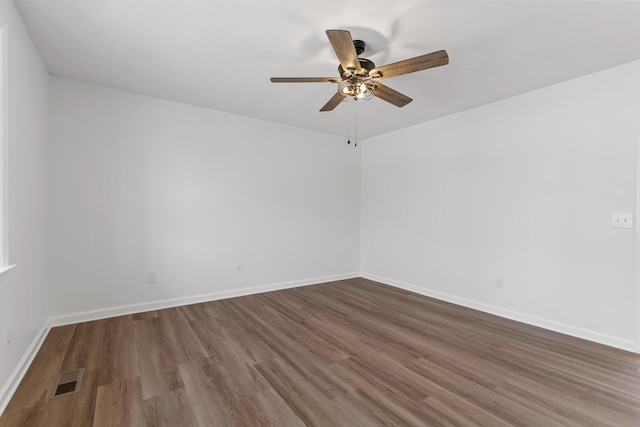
left=1, top=0, right=640, bottom=425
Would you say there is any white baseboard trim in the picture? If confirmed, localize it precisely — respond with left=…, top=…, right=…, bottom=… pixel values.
left=0, top=325, right=50, bottom=415
left=48, top=272, right=360, bottom=327
left=361, top=272, right=637, bottom=353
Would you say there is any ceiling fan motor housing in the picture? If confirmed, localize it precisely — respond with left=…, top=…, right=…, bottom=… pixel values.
left=339, top=58, right=376, bottom=78
left=338, top=39, right=375, bottom=78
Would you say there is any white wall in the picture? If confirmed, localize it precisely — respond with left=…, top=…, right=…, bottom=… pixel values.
left=49, top=77, right=360, bottom=319
left=361, top=61, right=640, bottom=351
left=0, top=0, right=51, bottom=409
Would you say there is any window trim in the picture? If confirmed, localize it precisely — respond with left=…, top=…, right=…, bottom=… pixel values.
left=0, top=16, right=14, bottom=279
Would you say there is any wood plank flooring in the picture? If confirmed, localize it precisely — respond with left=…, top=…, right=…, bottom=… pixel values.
left=2, top=277, right=639, bottom=426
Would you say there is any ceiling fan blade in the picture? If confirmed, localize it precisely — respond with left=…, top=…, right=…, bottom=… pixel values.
left=370, top=50, right=449, bottom=80
left=271, top=77, right=341, bottom=83
left=326, top=30, right=361, bottom=75
left=320, top=92, right=344, bottom=112
left=373, top=82, right=412, bottom=107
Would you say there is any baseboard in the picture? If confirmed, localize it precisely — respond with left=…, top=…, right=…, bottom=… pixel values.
left=361, top=272, right=637, bottom=353
left=48, top=272, right=360, bottom=327
left=0, top=325, right=50, bottom=415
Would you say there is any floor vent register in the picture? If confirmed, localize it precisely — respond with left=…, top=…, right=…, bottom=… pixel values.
left=49, top=368, right=84, bottom=399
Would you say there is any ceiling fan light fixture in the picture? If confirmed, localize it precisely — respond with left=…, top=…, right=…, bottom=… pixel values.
left=338, top=77, right=375, bottom=102
left=270, top=29, right=449, bottom=111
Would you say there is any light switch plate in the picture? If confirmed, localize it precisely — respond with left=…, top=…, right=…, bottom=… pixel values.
left=611, top=213, right=633, bottom=229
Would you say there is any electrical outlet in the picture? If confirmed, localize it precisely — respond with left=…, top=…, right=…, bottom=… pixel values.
left=147, top=271, right=157, bottom=284
left=496, top=277, right=504, bottom=289
left=4, top=323, right=12, bottom=347
left=237, top=264, right=243, bottom=274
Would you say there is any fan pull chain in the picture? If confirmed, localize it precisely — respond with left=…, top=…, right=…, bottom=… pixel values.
left=354, top=103, right=358, bottom=147
left=345, top=103, right=359, bottom=148
left=347, top=107, right=351, bottom=145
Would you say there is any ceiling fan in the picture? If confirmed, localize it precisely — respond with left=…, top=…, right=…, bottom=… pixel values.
left=271, top=29, right=449, bottom=112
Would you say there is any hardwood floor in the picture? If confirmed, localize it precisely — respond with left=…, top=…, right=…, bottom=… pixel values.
left=2, top=278, right=639, bottom=426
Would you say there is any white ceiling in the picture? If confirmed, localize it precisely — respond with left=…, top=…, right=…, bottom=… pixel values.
left=15, top=0, right=640, bottom=139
